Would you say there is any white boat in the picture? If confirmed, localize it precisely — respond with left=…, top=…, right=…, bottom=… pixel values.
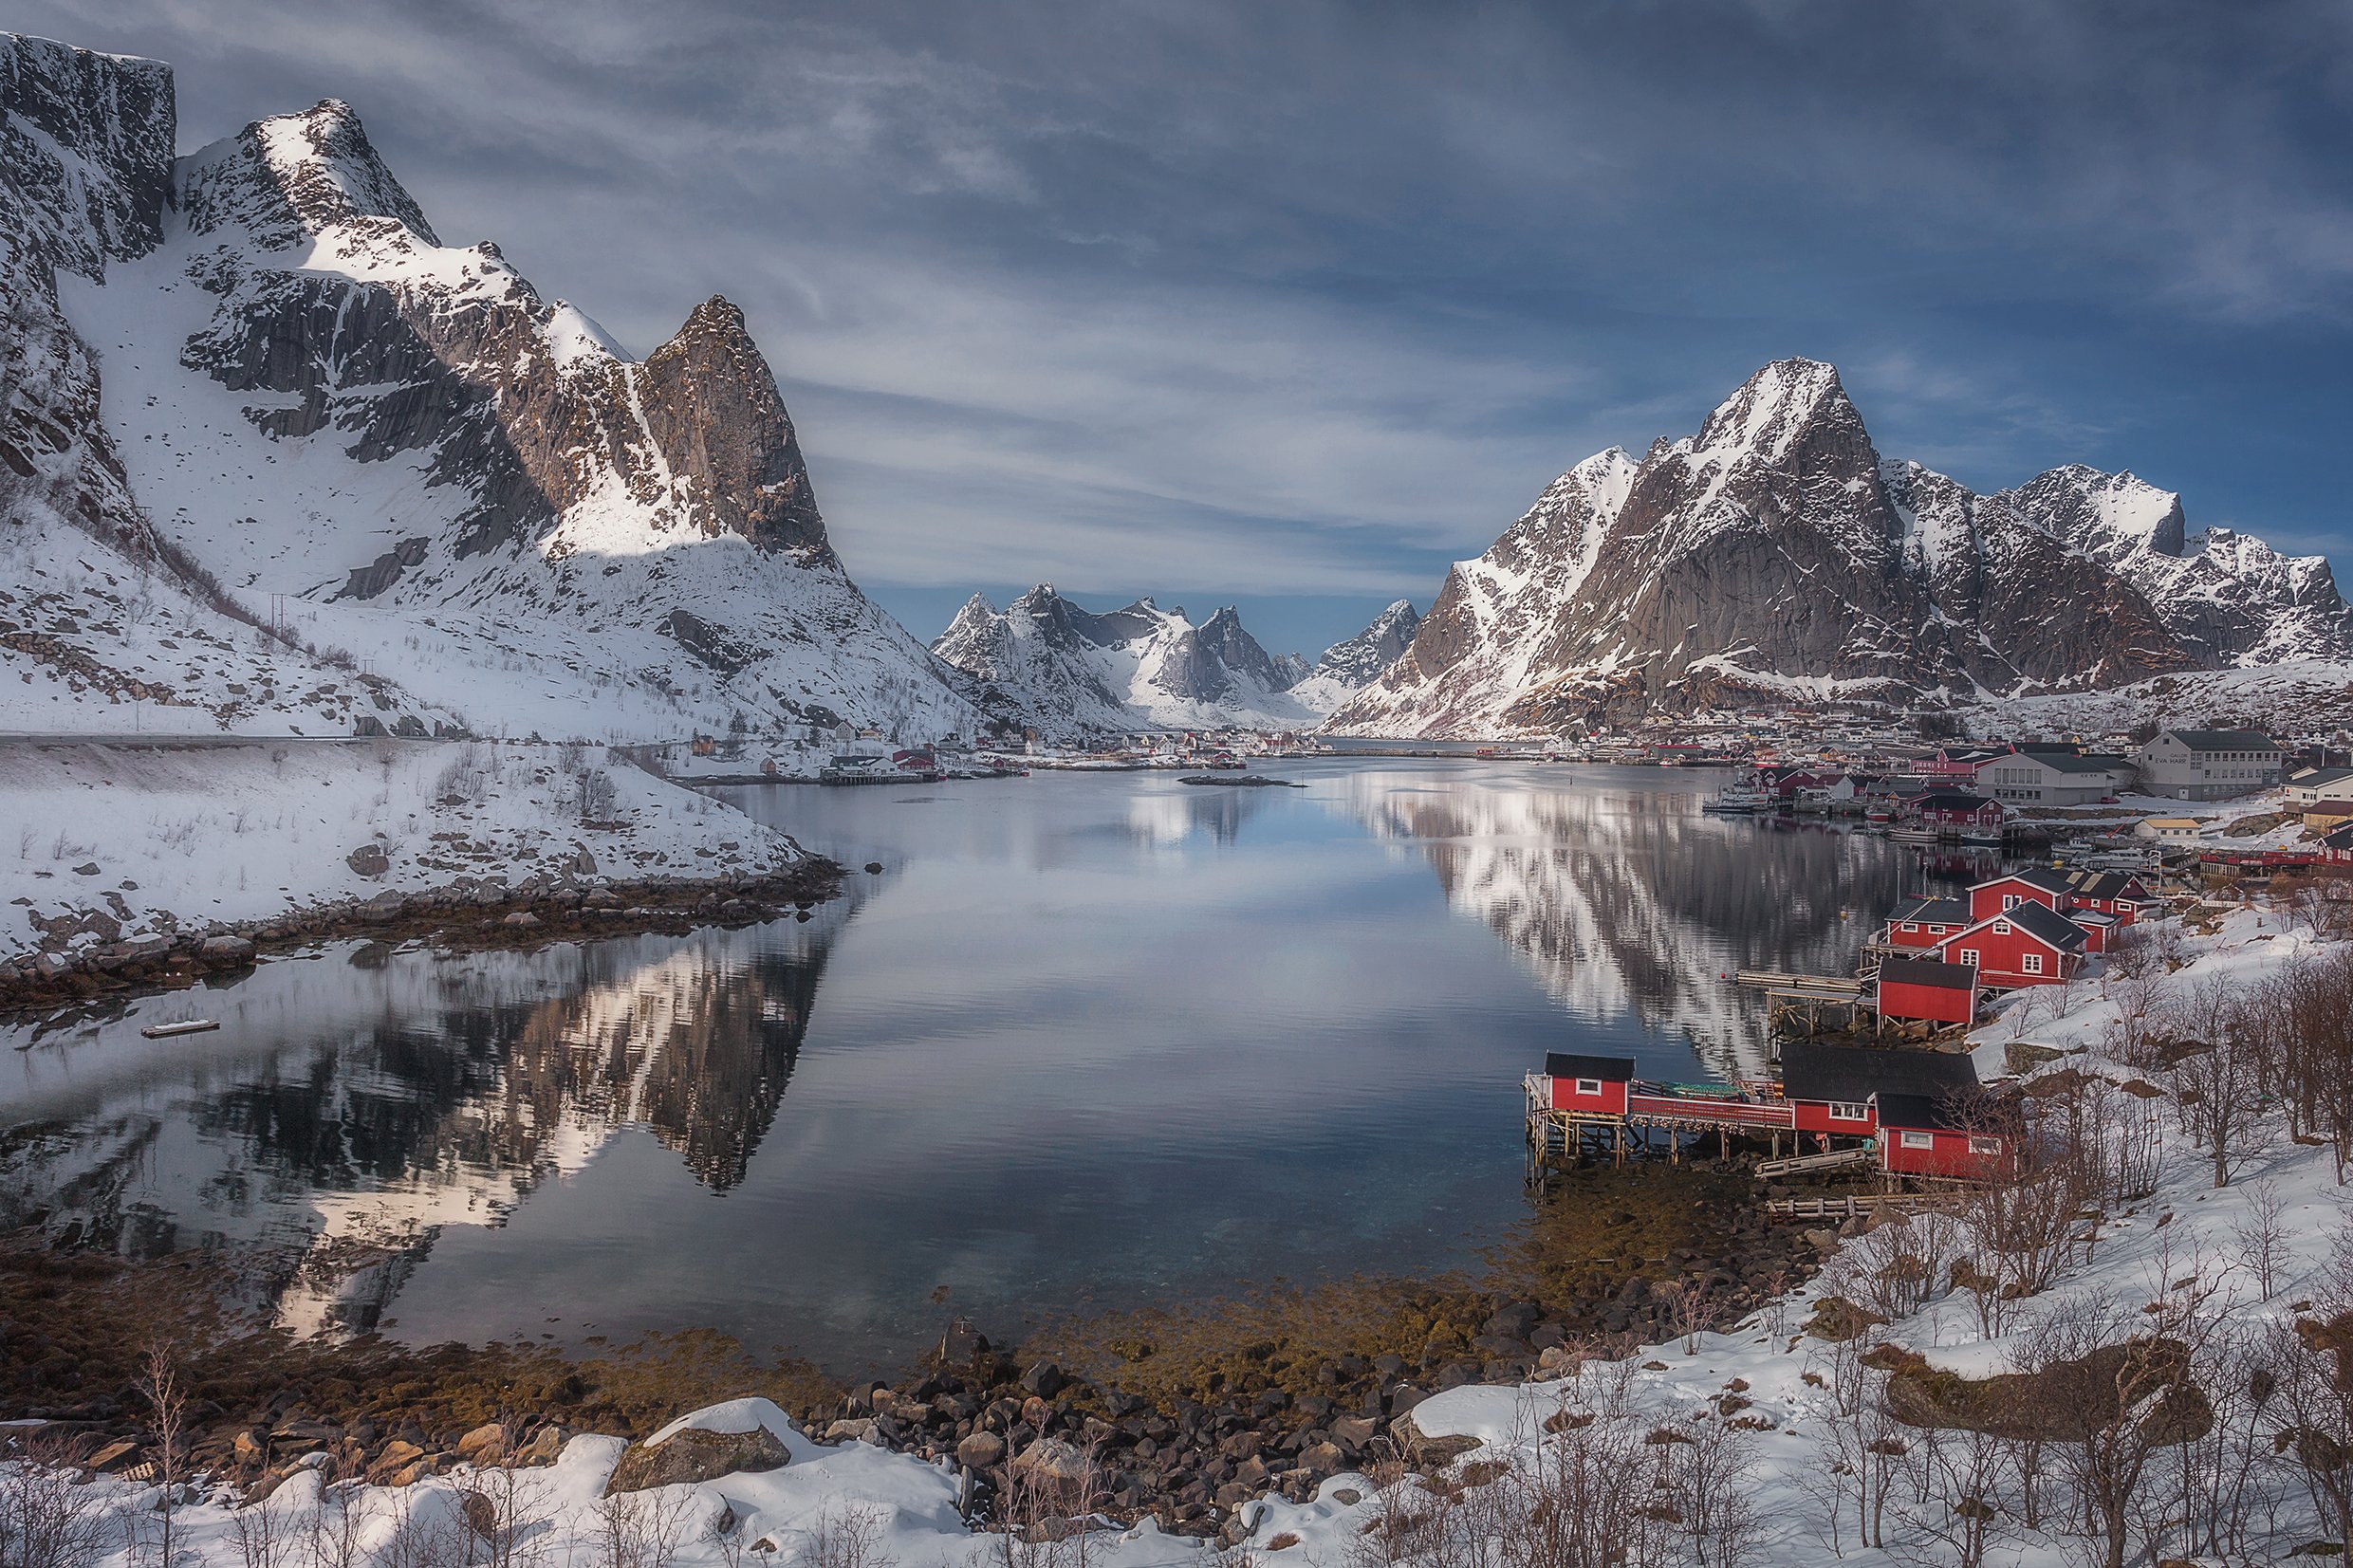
left=1704, top=785, right=1770, bottom=813
left=140, top=1019, right=220, bottom=1039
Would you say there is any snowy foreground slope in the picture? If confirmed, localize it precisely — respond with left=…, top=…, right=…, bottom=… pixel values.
left=0, top=738, right=800, bottom=963
left=1328, top=358, right=2353, bottom=737
left=2, top=33, right=972, bottom=743
left=20, top=902, right=2353, bottom=1568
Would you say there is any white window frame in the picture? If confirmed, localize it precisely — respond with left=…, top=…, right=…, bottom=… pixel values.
left=1899, top=1131, right=1935, bottom=1151
left=1574, top=1077, right=1603, bottom=1098
left=1992, top=918, right=2011, bottom=935
left=1956, top=948, right=1980, bottom=968
left=2002, top=893, right=2021, bottom=911
left=1968, top=1136, right=2002, bottom=1156
left=2022, top=952, right=2044, bottom=975
left=1827, top=1101, right=1869, bottom=1122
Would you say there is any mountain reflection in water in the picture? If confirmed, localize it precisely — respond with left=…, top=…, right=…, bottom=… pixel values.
left=0, top=761, right=1918, bottom=1370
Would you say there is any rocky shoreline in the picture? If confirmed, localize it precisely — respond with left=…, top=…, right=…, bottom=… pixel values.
left=0, top=858, right=846, bottom=1013
left=0, top=1164, right=1828, bottom=1545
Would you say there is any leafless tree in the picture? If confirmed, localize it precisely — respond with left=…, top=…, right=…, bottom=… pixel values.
left=2231, top=1179, right=2292, bottom=1301
left=129, top=1341, right=193, bottom=1568
left=1889, top=1424, right=2012, bottom=1568
left=591, top=1486, right=695, bottom=1568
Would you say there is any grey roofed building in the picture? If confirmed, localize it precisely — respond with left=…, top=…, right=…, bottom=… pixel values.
left=1888, top=896, right=1973, bottom=929
left=1778, top=1040, right=1979, bottom=1105
left=1544, top=1052, right=1636, bottom=1082
left=2134, top=728, right=2286, bottom=802
left=1875, top=954, right=1979, bottom=991
left=1978, top=748, right=2125, bottom=805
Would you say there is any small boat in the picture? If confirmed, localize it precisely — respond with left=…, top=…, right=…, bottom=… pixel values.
left=140, top=1019, right=220, bottom=1040
left=1703, top=784, right=1769, bottom=814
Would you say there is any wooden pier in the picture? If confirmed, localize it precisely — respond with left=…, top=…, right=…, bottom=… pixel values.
left=1526, top=1072, right=1803, bottom=1183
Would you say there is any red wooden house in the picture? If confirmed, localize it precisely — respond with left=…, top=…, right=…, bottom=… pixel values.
left=2060, top=869, right=2148, bottom=923
left=1543, top=1052, right=1635, bottom=1116
left=1908, top=791, right=2006, bottom=831
left=1880, top=896, right=1973, bottom=950
left=1875, top=954, right=1980, bottom=1026
left=1930, top=899, right=2088, bottom=988
left=1777, top=1041, right=1980, bottom=1139
left=1875, top=1093, right=2010, bottom=1180
left=1967, top=866, right=2072, bottom=922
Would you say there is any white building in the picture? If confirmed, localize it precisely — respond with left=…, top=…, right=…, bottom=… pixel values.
left=2132, top=729, right=2285, bottom=802
left=2286, top=766, right=2353, bottom=807
left=1977, top=750, right=2125, bottom=806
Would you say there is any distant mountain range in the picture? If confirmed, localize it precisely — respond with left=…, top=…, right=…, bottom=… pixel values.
left=8, top=32, right=2342, bottom=748
left=1329, top=359, right=2352, bottom=738
left=931, top=588, right=1416, bottom=741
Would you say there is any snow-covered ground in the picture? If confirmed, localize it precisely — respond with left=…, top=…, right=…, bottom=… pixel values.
left=11, top=894, right=2348, bottom=1567
left=0, top=738, right=801, bottom=961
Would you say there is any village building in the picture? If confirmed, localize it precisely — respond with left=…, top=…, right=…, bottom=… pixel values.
left=1966, top=865, right=2075, bottom=921
left=1929, top=898, right=2089, bottom=988
left=1873, top=953, right=1980, bottom=1026
left=2135, top=817, right=2204, bottom=842
left=2299, top=800, right=2353, bottom=835
left=1906, top=789, right=2005, bottom=830
left=1873, top=1093, right=2010, bottom=1180
left=2287, top=766, right=2353, bottom=807
left=1977, top=749, right=2125, bottom=805
left=1541, top=1052, right=1633, bottom=1116
left=1881, top=896, right=1973, bottom=949
left=2132, top=729, right=2286, bottom=801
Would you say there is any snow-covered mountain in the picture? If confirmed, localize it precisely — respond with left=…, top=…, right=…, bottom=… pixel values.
left=932, top=586, right=1315, bottom=741
left=1328, top=359, right=2353, bottom=738
left=1, top=33, right=973, bottom=742
left=1287, top=599, right=1420, bottom=715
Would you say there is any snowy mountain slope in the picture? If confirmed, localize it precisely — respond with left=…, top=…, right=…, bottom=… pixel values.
left=3, top=33, right=973, bottom=743
left=1287, top=598, right=1420, bottom=715
left=931, top=586, right=1315, bottom=740
left=1, top=35, right=449, bottom=736
left=1327, top=358, right=2351, bottom=738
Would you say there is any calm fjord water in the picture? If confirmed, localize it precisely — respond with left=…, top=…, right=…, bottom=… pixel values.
left=0, top=761, right=1927, bottom=1372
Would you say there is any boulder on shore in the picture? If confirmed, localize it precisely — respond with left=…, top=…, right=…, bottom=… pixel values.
left=602, top=1426, right=789, bottom=1496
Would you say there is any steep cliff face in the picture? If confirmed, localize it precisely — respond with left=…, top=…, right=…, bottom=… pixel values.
left=1328, top=359, right=2350, bottom=737
left=3, top=36, right=970, bottom=740
left=932, top=587, right=1313, bottom=741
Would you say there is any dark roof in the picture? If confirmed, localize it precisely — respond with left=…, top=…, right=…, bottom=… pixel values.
left=1878, top=955, right=1979, bottom=992
left=2324, top=823, right=2353, bottom=849
left=1978, top=865, right=2072, bottom=895
left=2293, top=766, right=2353, bottom=786
left=1889, top=897, right=1972, bottom=926
left=2162, top=729, right=2281, bottom=752
left=2302, top=800, right=2353, bottom=815
left=1546, top=1052, right=1635, bottom=1082
left=1778, top=1040, right=1979, bottom=1105
left=2012, top=742, right=2082, bottom=755
left=2028, top=753, right=2116, bottom=775
left=1875, top=1092, right=1974, bottom=1132
left=1975, top=899, right=2088, bottom=950
left=2064, top=869, right=2145, bottom=899
left=1912, top=790, right=1996, bottom=810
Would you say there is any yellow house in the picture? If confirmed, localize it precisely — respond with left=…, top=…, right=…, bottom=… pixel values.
left=2134, top=818, right=2202, bottom=842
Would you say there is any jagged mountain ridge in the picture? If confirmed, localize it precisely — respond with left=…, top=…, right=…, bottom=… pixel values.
left=932, top=586, right=1316, bottom=740
left=1288, top=599, right=1421, bottom=715
left=2, top=33, right=972, bottom=741
left=1328, top=359, right=2352, bottom=738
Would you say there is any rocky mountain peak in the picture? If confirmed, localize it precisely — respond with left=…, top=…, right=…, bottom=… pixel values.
left=183, top=98, right=437, bottom=248
left=1325, top=356, right=2349, bottom=738
left=1684, top=356, right=1857, bottom=468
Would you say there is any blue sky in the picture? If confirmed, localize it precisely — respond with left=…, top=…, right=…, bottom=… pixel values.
left=19, top=0, right=2353, bottom=658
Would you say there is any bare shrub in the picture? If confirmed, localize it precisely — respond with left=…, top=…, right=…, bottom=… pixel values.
left=453, top=1460, right=551, bottom=1568
left=796, top=1502, right=897, bottom=1568
left=0, top=1439, right=109, bottom=1568
left=592, top=1486, right=696, bottom=1568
